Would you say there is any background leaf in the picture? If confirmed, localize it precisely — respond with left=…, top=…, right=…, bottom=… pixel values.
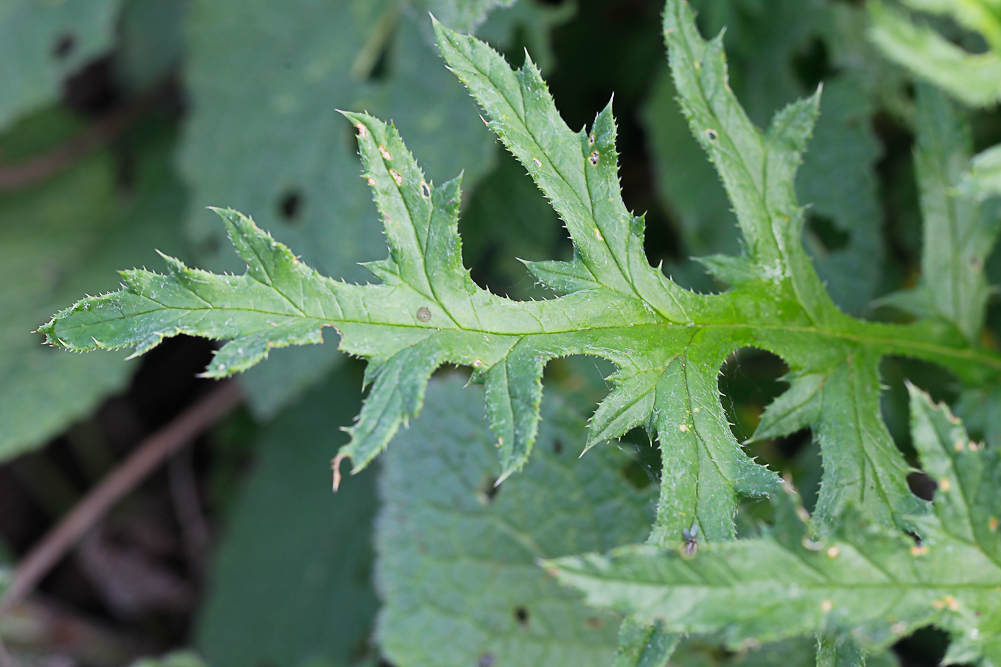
left=0, top=0, right=122, bottom=130
left=0, top=110, right=185, bottom=462
left=197, top=367, right=379, bottom=667
left=376, top=377, right=657, bottom=667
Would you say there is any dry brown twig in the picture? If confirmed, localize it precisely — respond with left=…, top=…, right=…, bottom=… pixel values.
left=0, top=81, right=172, bottom=191
left=0, top=381, right=242, bottom=619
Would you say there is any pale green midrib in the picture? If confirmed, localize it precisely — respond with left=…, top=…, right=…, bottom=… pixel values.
left=446, top=33, right=643, bottom=303
left=51, top=292, right=1001, bottom=373
left=564, top=575, right=1001, bottom=592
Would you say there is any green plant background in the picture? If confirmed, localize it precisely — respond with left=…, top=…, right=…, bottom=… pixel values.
left=2, top=0, right=1001, bottom=666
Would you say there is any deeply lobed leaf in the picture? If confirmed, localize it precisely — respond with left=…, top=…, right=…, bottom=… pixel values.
left=40, top=2, right=1001, bottom=549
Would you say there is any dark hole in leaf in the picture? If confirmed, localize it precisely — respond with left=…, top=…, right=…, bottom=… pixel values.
left=806, top=213, right=850, bottom=252
left=553, top=439, right=563, bottom=454
left=53, top=33, right=75, bottom=60
left=892, top=625, right=949, bottom=666
left=62, top=56, right=118, bottom=114
left=477, top=476, right=500, bottom=504
left=791, top=37, right=835, bottom=91
left=514, top=606, right=529, bottom=627
left=477, top=653, right=496, bottom=667
left=907, top=471, right=937, bottom=501
left=278, top=190, right=304, bottom=222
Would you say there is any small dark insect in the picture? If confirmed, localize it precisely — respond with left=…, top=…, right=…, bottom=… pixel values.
left=682, top=524, right=699, bottom=557
left=416, top=306, right=432, bottom=322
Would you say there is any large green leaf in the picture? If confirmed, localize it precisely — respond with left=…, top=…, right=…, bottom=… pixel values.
left=41, top=6, right=1001, bottom=545
left=197, top=369, right=379, bottom=667
left=375, top=377, right=656, bottom=667
left=178, top=0, right=557, bottom=418
left=877, top=85, right=1001, bottom=343
left=0, top=0, right=122, bottom=130
left=547, top=385, right=1001, bottom=663
left=0, top=110, right=185, bottom=462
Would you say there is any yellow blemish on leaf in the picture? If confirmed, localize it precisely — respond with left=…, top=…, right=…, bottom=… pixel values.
left=355, top=123, right=368, bottom=138
left=389, top=169, right=403, bottom=186
left=826, top=546, right=840, bottom=558
left=821, top=600, right=833, bottom=613
left=594, top=227, right=604, bottom=241
left=532, top=157, right=542, bottom=168
left=910, top=545, right=929, bottom=556
left=989, top=516, right=999, bottom=531
left=939, top=478, right=951, bottom=492
left=378, top=145, right=393, bottom=161
left=678, top=424, right=688, bottom=432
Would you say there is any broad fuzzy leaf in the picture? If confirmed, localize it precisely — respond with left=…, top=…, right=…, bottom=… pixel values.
left=0, top=0, right=121, bottom=130
left=868, top=0, right=1001, bottom=107
left=877, top=85, right=1001, bottom=342
left=196, top=370, right=379, bottom=667
left=0, top=113, right=185, bottom=462
left=41, top=5, right=1001, bottom=544
left=376, top=377, right=656, bottom=667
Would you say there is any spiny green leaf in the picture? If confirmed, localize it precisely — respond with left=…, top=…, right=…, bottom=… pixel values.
left=376, top=377, right=656, bottom=667
left=411, top=0, right=515, bottom=32
left=547, top=386, right=1001, bottom=664
left=816, top=633, right=865, bottom=667
left=613, top=618, right=677, bottom=667
left=41, top=6, right=1001, bottom=544
left=868, top=0, right=1001, bottom=107
left=877, top=85, right=1001, bottom=343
